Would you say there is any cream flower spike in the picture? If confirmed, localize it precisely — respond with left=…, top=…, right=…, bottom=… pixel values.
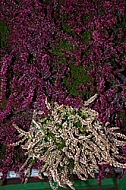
left=11, top=94, right=126, bottom=190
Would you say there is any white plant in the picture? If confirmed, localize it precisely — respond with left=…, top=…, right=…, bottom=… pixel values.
left=10, top=94, right=126, bottom=190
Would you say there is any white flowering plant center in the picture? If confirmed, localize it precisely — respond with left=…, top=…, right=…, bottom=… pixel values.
left=11, top=94, right=126, bottom=190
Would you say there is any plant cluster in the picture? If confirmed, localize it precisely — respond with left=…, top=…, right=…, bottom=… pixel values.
left=0, top=0, right=126, bottom=182
left=10, top=95, right=126, bottom=190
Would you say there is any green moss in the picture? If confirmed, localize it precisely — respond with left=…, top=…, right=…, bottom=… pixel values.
left=56, top=1, right=62, bottom=11
left=82, top=14, right=90, bottom=25
left=63, top=65, right=90, bottom=97
left=0, top=20, right=11, bottom=49
left=61, top=22, right=76, bottom=38
left=0, top=144, right=6, bottom=159
left=51, top=40, right=74, bottom=55
left=60, top=14, right=68, bottom=20
left=81, top=29, right=92, bottom=45
left=51, top=40, right=75, bottom=64
left=59, top=40, right=74, bottom=51
left=0, top=97, right=8, bottom=111
left=50, top=77, right=56, bottom=85
left=82, top=46, right=92, bottom=56
left=62, top=22, right=72, bottom=34
left=51, top=46, right=63, bottom=56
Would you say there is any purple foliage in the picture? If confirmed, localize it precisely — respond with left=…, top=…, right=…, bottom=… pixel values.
left=0, top=0, right=126, bottom=181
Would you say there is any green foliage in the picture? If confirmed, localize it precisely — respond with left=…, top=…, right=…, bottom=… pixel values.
left=117, top=112, right=126, bottom=124
left=44, top=128, right=66, bottom=150
left=76, top=110, right=89, bottom=119
left=0, top=97, right=8, bottom=111
left=82, top=45, right=92, bottom=56
left=0, top=20, right=11, bottom=49
left=60, top=14, right=68, bottom=20
left=55, top=1, right=62, bottom=11
left=81, top=29, right=92, bottom=45
left=61, top=22, right=76, bottom=37
left=62, top=22, right=72, bottom=34
left=0, top=144, right=6, bottom=159
left=82, top=14, right=90, bottom=25
left=63, top=65, right=90, bottom=97
left=51, top=46, right=63, bottom=56
left=58, top=40, right=74, bottom=51
left=51, top=40, right=74, bottom=64
left=74, top=120, right=89, bottom=135
left=55, top=139, right=66, bottom=150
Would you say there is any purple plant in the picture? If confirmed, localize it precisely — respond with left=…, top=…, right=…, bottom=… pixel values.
left=0, top=0, right=126, bottom=182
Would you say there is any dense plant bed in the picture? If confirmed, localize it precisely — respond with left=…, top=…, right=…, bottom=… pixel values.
left=0, top=0, right=126, bottom=189
left=5, top=97, right=126, bottom=190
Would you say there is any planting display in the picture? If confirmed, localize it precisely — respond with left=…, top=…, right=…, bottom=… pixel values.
left=0, top=0, right=126, bottom=188
left=10, top=95, right=126, bottom=190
